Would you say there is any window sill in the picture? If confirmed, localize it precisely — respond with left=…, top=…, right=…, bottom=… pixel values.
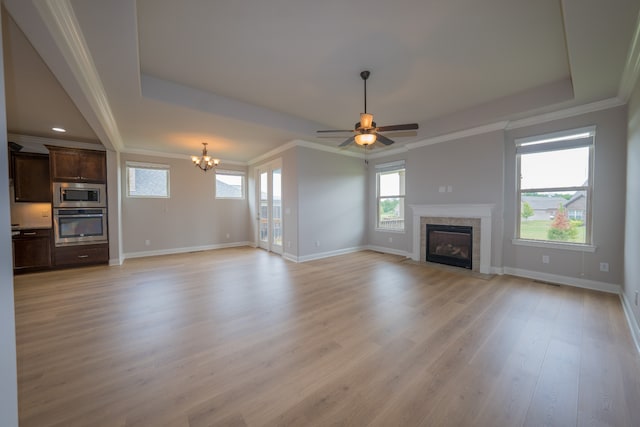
left=512, top=239, right=596, bottom=253
left=375, top=228, right=406, bottom=234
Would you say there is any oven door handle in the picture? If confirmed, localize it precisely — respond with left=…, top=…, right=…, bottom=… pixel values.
left=55, top=214, right=104, bottom=218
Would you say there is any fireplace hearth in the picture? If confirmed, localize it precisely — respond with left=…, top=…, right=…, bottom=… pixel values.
left=426, top=224, right=472, bottom=269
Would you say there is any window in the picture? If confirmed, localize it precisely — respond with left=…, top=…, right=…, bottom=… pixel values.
left=215, top=170, right=245, bottom=199
left=516, top=127, right=594, bottom=245
left=126, top=162, right=169, bottom=198
left=376, top=161, right=405, bottom=231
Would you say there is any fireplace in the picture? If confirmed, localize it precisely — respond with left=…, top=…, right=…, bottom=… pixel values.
left=426, top=224, right=472, bottom=269
left=411, top=204, right=493, bottom=274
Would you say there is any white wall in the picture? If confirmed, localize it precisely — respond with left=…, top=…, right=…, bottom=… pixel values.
left=625, top=78, right=640, bottom=334
left=121, top=153, right=250, bottom=256
left=503, top=106, right=627, bottom=287
left=0, top=8, right=19, bottom=426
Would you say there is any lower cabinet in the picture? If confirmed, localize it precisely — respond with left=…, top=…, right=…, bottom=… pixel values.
left=12, top=229, right=52, bottom=273
left=54, top=243, right=109, bottom=267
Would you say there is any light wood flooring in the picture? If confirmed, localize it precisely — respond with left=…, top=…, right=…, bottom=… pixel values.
left=13, top=248, right=640, bottom=426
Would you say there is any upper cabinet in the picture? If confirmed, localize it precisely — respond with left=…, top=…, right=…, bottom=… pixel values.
left=47, top=146, right=107, bottom=183
left=12, top=153, right=51, bottom=202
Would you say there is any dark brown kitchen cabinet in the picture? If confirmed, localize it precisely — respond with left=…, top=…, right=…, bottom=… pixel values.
left=47, top=146, right=107, bottom=183
left=12, top=153, right=51, bottom=202
left=12, top=229, right=52, bottom=273
left=54, top=243, right=109, bottom=267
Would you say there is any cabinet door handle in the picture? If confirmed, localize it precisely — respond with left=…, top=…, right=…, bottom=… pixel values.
left=23, top=232, right=37, bottom=236
left=77, top=255, right=89, bottom=259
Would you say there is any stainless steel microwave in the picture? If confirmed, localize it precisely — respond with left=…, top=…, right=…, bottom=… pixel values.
left=53, top=182, right=106, bottom=208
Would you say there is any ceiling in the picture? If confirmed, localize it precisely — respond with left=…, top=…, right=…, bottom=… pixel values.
left=3, top=0, right=640, bottom=163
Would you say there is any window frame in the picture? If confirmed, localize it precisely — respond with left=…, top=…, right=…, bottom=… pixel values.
left=125, top=161, right=170, bottom=199
left=215, top=169, right=246, bottom=200
left=515, top=126, right=595, bottom=248
left=375, top=161, right=406, bottom=232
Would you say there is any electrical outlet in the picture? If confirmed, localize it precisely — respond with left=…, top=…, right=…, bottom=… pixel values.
left=599, top=262, right=609, bottom=272
left=542, top=255, right=549, bottom=264
left=145, top=240, right=150, bottom=246
left=438, top=186, right=446, bottom=193
left=226, top=233, right=230, bottom=239
left=447, top=185, right=453, bottom=193
left=315, top=240, right=320, bottom=247
left=388, top=237, right=393, bottom=243
left=635, top=291, right=639, bottom=306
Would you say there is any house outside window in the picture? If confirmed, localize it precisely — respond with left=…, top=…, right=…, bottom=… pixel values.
left=516, top=127, right=594, bottom=245
left=376, top=161, right=405, bottom=231
left=126, top=162, right=170, bottom=198
left=215, top=170, right=245, bottom=199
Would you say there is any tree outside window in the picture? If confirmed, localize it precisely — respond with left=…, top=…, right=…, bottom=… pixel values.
left=377, top=166, right=405, bottom=231
left=516, top=128, right=594, bottom=245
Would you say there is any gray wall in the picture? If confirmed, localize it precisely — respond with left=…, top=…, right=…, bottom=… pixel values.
left=625, top=80, right=640, bottom=329
left=368, top=154, right=410, bottom=254
left=503, top=106, right=627, bottom=285
left=369, top=131, right=505, bottom=267
left=297, top=146, right=367, bottom=257
left=0, top=8, right=19, bottom=425
left=121, top=153, right=250, bottom=255
left=248, top=145, right=366, bottom=259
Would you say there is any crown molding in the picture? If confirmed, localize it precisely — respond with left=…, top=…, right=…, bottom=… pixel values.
left=619, top=7, right=640, bottom=101
left=248, top=139, right=364, bottom=166
left=34, top=0, right=124, bottom=152
left=366, top=146, right=409, bottom=160
left=505, top=97, right=626, bottom=130
left=8, top=133, right=106, bottom=151
left=406, top=122, right=509, bottom=151
left=121, top=147, right=247, bottom=166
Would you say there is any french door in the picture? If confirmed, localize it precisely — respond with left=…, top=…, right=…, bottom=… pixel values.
left=257, top=160, right=282, bottom=254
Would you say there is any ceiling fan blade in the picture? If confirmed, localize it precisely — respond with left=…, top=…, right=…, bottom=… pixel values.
left=339, top=136, right=355, bottom=147
left=377, top=123, right=419, bottom=132
left=317, top=129, right=354, bottom=133
left=376, top=134, right=395, bottom=146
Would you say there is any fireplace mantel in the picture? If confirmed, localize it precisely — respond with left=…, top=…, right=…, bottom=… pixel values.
left=410, top=204, right=494, bottom=274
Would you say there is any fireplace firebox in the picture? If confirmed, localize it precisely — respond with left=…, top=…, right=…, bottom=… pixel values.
left=426, top=224, right=472, bottom=269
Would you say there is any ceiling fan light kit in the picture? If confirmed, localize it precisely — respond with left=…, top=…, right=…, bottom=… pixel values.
left=317, top=70, right=418, bottom=148
left=354, top=133, right=376, bottom=146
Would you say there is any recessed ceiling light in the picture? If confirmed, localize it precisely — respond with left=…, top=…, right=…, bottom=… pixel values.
left=52, top=127, right=66, bottom=133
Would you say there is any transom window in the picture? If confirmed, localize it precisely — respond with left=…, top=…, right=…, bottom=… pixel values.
left=126, top=161, right=170, bottom=198
left=516, top=127, right=594, bottom=245
left=376, top=161, right=405, bottom=231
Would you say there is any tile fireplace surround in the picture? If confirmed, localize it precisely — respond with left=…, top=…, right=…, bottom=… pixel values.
left=410, top=204, right=494, bottom=274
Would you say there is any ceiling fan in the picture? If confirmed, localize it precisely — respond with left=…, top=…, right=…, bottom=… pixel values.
left=317, top=70, right=419, bottom=148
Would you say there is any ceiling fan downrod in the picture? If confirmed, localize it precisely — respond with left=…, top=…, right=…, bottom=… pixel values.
left=361, top=70, right=370, bottom=114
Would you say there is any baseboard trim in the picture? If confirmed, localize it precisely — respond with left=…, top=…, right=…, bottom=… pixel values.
left=620, top=293, right=640, bottom=354
left=365, top=245, right=411, bottom=258
left=109, top=257, right=123, bottom=266
left=282, top=252, right=298, bottom=262
left=123, top=242, right=251, bottom=260
left=503, top=267, right=621, bottom=294
left=296, top=246, right=366, bottom=263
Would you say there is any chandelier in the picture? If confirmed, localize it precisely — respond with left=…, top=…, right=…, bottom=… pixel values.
left=191, top=142, right=220, bottom=172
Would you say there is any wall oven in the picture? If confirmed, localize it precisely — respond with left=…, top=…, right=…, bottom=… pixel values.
left=53, top=182, right=106, bottom=208
left=53, top=208, right=108, bottom=246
